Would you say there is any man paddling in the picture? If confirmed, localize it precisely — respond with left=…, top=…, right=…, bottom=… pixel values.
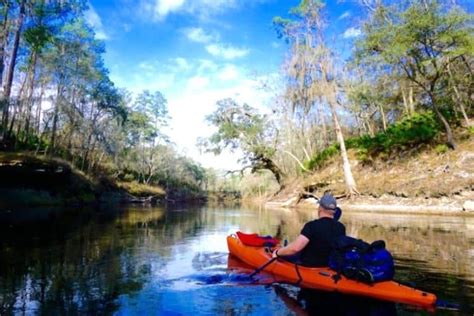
left=272, top=193, right=346, bottom=267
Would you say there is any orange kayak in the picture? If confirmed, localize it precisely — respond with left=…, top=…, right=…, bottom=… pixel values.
left=227, top=234, right=437, bottom=308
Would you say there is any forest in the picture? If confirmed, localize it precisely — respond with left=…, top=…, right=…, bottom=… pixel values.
left=0, top=0, right=472, bottom=201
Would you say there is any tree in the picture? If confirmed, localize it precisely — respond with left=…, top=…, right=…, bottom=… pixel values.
left=134, top=90, right=168, bottom=134
left=275, top=0, right=359, bottom=195
left=201, top=98, right=285, bottom=189
left=18, top=0, right=55, bottom=142
left=1, top=0, right=26, bottom=140
left=356, top=0, right=474, bottom=149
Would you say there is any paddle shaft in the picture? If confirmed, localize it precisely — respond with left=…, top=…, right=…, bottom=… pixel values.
left=249, top=257, right=277, bottom=278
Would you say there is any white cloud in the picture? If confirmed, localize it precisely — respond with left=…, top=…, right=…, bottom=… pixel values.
left=197, top=59, right=218, bottom=73
left=166, top=76, right=274, bottom=169
left=217, top=64, right=239, bottom=81
left=338, top=11, right=351, bottom=20
left=85, top=5, right=108, bottom=40
left=136, top=0, right=267, bottom=22
left=183, top=27, right=215, bottom=43
left=343, top=27, right=361, bottom=39
left=206, top=44, right=249, bottom=59
left=109, top=57, right=277, bottom=169
left=153, top=0, right=185, bottom=20
left=186, top=0, right=238, bottom=19
left=186, top=75, right=210, bottom=92
left=173, top=57, right=190, bottom=70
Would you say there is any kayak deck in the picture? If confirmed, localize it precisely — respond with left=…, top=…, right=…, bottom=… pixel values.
left=227, top=234, right=437, bottom=308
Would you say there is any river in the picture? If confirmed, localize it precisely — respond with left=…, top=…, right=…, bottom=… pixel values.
left=0, top=204, right=473, bottom=315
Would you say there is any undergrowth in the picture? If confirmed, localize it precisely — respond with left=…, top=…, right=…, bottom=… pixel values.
left=304, top=111, right=442, bottom=170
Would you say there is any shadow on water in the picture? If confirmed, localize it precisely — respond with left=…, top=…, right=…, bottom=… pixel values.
left=273, top=284, right=398, bottom=316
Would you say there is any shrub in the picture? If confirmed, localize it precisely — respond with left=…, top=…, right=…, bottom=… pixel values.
left=435, top=144, right=449, bottom=155
left=304, top=144, right=339, bottom=170
left=352, top=112, right=440, bottom=156
left=303, top=111, right=442, bottom=171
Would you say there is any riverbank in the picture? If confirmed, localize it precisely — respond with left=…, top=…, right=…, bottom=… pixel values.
left=266, top=130, right=474, bottom=215
left=0, top=152, right=167, bottom=207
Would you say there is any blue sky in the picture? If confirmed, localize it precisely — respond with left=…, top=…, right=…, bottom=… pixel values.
left=86, top=0, right=365, bottom=169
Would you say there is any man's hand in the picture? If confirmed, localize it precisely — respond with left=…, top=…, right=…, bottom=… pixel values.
left=272, top=248, right=280, bottom=258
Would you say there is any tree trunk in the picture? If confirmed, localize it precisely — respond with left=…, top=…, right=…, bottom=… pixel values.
left=8, top=72, right=28, bottom=141
left=35, top=83, right=45, bottom=135
left=0, top=0, right=11, bottom=88
left=408, top=86, right=414, bottom=114
left=13, top=72, right=30, bottom=147
left=66, top=124, right=74, bottom=156
left=401, top=86, right=409, bottom=116
left=447, top=64, right=471, bottom=127
left=401, top=84, right=415, bottom=116
left=429, top=92, right=456, bottom=149
left=318, top=105, right=329, bottom=147
left=87, top=139, right=97, bottom=173
left=283, top=150, right=309, bottom=172
left=379, top=104, right=387, bottom=131
left=82, top=116, right=98, bottom=171
left=2, top=0, right=25, bottom=139
left=329, top=94, right=359, bottom=196
left=23, top=50, right=39, bottom=141
left=255, top=155, right=285, bottom=189
left=49, top=103, right=59, bottom=154
left=365, top=114, right=375, bottom=137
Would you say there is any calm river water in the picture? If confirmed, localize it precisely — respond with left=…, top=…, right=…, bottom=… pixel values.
left=0, top=204, right=473, bottom=315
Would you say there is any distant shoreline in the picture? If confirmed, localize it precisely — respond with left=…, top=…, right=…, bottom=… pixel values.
left=265, top=195, right=474, bottom=216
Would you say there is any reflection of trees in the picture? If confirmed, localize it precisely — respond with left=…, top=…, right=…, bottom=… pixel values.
left=342, top=213, right=474, bottom=279
left=264, top=208, right=474, bottom=280
left=224, top=205, right=474, bottom=285
left=259, top=208, right=474, bottom=311
left=0, top=205, right=211, bottom=314
left=0, top=207, right=149, bottom=314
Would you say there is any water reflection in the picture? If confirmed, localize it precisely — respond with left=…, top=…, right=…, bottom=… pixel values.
left=0, top=205, right=473, bottom=315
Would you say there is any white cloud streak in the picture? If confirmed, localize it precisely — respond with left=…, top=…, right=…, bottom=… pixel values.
left=343, top=27, right=361, bottom=39
left=206, top=44, right=249, bottom=59
left=183, top=27, right=216, bottom=43
left=139, top=0, right=269, bottom=21
left=153, top=0, right=185, bottom=20
left=85, top=4, right=109, bottom=40
left=338, top=11, right=351, bottom=20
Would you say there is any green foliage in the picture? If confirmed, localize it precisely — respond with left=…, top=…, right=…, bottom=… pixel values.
left=435, top=144, right=449, bottom=155
left=355, top=1, right=473, bottom=148
left=304, top=144, right=339, bottom=170
left=0, top=0, right=214, bottom=201
left=202, top=98, right=284, bottom=185
left=305, top=112, right=442, bottom=170
left=358, top=112, right=440, bottom=153
left=24, top=25, right=53, bottom=52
